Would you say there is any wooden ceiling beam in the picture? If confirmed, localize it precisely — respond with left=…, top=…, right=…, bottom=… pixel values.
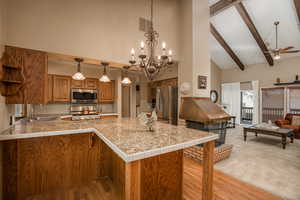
left=210, top=23, right=245, bottom=71
left=210, top=0, right=243, bottom=17
left=294, top=0, right=300, bottom=25
left=235, top=2, right=274, bottom=66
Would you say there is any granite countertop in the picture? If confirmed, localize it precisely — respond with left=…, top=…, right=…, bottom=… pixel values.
left=0, top=118, right=218, bottom=162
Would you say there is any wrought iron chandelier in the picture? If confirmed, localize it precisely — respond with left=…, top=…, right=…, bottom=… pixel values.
left=128, top=0, right=173, bottom=81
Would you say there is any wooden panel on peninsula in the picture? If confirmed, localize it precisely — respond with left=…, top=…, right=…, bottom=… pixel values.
left=2, top=133, right=102, bottom=200
left=3, top=133, right=184, bottom=200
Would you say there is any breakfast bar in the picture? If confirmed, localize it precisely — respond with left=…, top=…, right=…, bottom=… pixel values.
left=0, top=118, right=217, bottom=200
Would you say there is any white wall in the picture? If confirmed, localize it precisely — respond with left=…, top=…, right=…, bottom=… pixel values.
left=221, top=57, right=300, bottom=88
left=6, top=0, right=180, bottom=64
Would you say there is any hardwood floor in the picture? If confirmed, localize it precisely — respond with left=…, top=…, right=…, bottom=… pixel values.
left=183, top=158, right=282, bottom=200
left=25, top=158, right=282, bottom=200
left=25, top=178, right=118, bottom=200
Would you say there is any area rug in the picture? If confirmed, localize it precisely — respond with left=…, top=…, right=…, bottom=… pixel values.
left=215, top=125, right=300, bottom=200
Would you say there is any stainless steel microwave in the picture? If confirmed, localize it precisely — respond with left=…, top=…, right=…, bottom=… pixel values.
left=71, top=89, right=98, bottom=104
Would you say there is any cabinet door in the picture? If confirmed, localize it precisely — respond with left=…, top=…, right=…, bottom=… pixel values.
left=47, top=75, right=53, bottom=103
left=71, top=79, right=85, bottom=89
left=53, top=75, right=71, bottom=102
left=99, top=80, right=115, bottom=103
left=23, top=49, right=48, bottom=104
left=85, top=78, right=98, bottom=90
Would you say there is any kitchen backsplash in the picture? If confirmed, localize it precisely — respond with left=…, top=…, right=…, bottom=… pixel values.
left=33, top=103, right=115, bottom=115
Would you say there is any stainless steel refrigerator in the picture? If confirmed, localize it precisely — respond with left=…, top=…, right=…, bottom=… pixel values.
left=155, top=86, right=178, bottom=125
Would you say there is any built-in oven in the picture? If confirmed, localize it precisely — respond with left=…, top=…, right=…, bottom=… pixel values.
left=71, top=89, right=98, bottom=104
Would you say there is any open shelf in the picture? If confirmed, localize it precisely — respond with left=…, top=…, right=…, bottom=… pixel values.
left=3, top=65, right=21, bottom=70
left=274, top=81, right=300, bottom=86
left=2, top=80, right=22, bottom=84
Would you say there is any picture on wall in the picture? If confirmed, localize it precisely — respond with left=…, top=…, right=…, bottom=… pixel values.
left=198, top=75, right=207, bottom=89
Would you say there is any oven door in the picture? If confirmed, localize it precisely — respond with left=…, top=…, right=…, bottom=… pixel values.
left=72, top=89, right=98, bottom=104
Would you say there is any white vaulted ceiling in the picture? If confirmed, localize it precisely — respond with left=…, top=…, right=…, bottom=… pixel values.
left=209, top=0, right=300, bottom=69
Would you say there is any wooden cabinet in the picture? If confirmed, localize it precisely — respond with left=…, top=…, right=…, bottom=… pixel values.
left=2, top=46, right=48, bottom=104
left=3, top=133, right=101, bottom=200
left=71, top=79, right=85, bottom=89
left=53, top=75, right=71, bottom=102
left=99, top=80, right=115, bottom=103
left=47, top=75, right=53, bottom=103
left=85, top=78, right=98, bottom=89
left=71, top=78, right=98, bottom=89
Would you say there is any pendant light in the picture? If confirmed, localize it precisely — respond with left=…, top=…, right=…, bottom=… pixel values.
left=99, top=62, right=111, bottom=82
left=72, top=58, right=85, bottom=80
left=121, top=66, right=132, bottom=85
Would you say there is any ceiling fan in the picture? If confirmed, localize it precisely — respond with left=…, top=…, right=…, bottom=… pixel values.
left=266, top=21, right=300, bottom=60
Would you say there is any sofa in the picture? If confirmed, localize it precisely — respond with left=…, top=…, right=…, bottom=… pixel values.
left=275, top=113, right=300, bottom=139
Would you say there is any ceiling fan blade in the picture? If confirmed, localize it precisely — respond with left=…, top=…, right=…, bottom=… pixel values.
left=281, top=46, right=294, bottom=51
left=282, top=50, right=300, bottom=54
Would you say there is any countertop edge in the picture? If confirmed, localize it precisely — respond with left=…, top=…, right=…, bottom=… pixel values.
left=124, top=134, right=219, bottom=162
left=0, top=128, right=218, bottom=163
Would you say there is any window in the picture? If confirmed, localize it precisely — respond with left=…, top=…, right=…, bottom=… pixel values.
left=15, top=104, right=25, bottom=118
left=288, top=87, right=300, bottom=114
left=261, top=88, right=285, bottom=122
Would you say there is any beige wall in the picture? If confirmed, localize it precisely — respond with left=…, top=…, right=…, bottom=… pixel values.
left=6, top=0, right=180, bottom=64
left=0, top=0, right=7, bottom=197
left=178, top=0, right=211, bottom=97
left=0, top=0, right=10, bottom=133
left=4, top=0, right=181, bottom=117
left=221, top=56, right=300, bottom=88
left=211, top=61, right=221, bottom=103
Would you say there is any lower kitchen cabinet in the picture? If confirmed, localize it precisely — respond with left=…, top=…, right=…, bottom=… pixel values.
left=2, top=133, right=102, bottom=200
left=52, top=75, right=71, bottom=102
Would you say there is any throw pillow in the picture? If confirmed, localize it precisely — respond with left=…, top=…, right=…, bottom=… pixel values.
left=291, top=116, right=300, bottom=126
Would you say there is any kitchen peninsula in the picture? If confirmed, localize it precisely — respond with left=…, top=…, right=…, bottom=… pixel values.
left=0, top=118, right=217, bottom=200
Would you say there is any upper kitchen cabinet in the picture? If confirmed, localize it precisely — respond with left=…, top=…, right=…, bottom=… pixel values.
left=71, top=78, right=98, bottom=89
left=1, top=46, right=48, bottom=104
left=53, top=75, right=71, bottom=102
left=85, top=78, right=98, bottom=90
left=47, top=75, right=53, bottom=103
left=71, top=79, right=85, bottom=89
left=99, top=80, right=115, bottom=103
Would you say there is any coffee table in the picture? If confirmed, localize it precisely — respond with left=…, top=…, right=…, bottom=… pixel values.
left=243, top=125, right=294, bottom=149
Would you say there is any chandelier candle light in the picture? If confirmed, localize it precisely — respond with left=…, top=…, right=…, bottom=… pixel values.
left=72, top=58, right=85, bottom=81
left=99, top=62, right=111, bottom=82
left=128, top=0, right=173, bottom=81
